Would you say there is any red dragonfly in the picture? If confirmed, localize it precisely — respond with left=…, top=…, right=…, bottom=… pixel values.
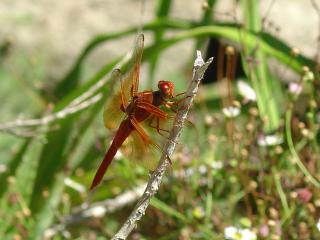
left=90, top=34, right=178, bottom=190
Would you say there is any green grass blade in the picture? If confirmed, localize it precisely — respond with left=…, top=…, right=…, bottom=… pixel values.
left=240, top=0, right=281, bottom=132
left=0, top=140, right=30, bottom=197
left=285, top=108, right=320, bottom=188
left=150, top=197, right=188, bottom=222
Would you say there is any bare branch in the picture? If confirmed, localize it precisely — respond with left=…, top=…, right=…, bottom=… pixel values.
left=111, top=51, right=213, bottom=240
left=0, top=50, right=132, bottom=137
left=0, top=94, right=102, bottom=134
left=44, top=184, right=146, bottom=239
left=67, top=184, right=146, bottom=224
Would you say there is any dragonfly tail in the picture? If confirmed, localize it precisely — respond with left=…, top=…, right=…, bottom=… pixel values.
left=90, top=120, right=132, bottom=190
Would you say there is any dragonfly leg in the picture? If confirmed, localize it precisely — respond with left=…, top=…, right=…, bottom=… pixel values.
left=130, top=117, right=162, bottom=152
left=136, top=101, right=168, bottom=119
left=175, top=91, right=186, bottom=97
left=164, top=94, right=192, bottom=113
left=147, top=116, right=170, bottom=138
left=131, top=116, right=177, bottom=164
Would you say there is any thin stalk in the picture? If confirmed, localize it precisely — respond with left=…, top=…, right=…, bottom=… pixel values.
left=285, top=108, right=320, bottom=188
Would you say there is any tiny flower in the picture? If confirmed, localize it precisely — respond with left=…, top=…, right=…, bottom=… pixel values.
left=288, top=82, right=303, bottom=96
left=202, top=1, right=209, bottom=10
left=198, top=164, right=208, bottom=174
left=237, top=80, right=257, bottom=101
left=268, top=220, right=276, bottom=227
left=224, top=226, right=257, bottom=240
left=44, top=228, right=56, bottom=239
left=205, top=114, right=214, bottom=125
left=290, top=47, right=300, bottom=57
left=269, top=207, right=279, bottom=219
left=302, top=71, right=314, bottom=82
left=240, top=217, right=252, bottom=228
left=224, top=226, right=239, bottom=239
left=193, top=206, right=205, bottom=219
left=316, top=219, right=320, bottom=232
left=259, top=224, right=269, bottom=237
left=185, top=168, right=195, bottom=177
left=0, top=164, right=7, bottom=173
left=258, top=134, right=283, bottom=146
left=315, top=199, right=320, bottom=207
left=222, top=106, right=240, bottom=118
left=210, top=160, right=223, bottom=170
left=296, top=188, right=312, bottom=203
left=241, top=229, right=257, bottom=240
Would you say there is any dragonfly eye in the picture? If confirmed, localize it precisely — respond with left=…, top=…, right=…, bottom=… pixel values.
left=158, top=80, right=174, bottom=98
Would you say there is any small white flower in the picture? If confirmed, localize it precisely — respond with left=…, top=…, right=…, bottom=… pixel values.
left=317, top=218, right=320, bottom=232
left=44, top=228, right=56, bottom=239
left=240, top=228, right=257, bottom=240
left=258, top=134, right=283, bottom=146
left=198, top=164, right=208, bottom=174
left=210, top=161, right=223, bottom=170
left=0, top=164, right=7, bottom=173
left=222, top=106, right=240, bottom=118
left=237, top=80, right=256, bottom=101
left=185, top=168, right=195, bottom=177
left=302, top=71, right=314, bottom=82
left=224, top=226, right=257, bottom=240
left=225, top=226, right=239, bottom=239
left=289, top=82, right=303, bottom=95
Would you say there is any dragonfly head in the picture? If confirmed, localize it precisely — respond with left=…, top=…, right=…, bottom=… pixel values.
left=158, top=80, right=175, bottom=99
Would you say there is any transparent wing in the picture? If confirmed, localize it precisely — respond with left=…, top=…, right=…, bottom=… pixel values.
left=123, top=113, right=175, bottom=170
left=103, top=69, right=125, bottom=130
left=130, top=130, right=159, bottom=170
left=103, top=34, right=144, bottom=130
left=120, top=34, right=144, bottom=103
left=130, top=34, right=144, bottom=97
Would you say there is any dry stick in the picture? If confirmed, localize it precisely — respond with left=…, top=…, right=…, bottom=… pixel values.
left=68, top=184, right=146, bottom=224
left=69, top=184, right=146, bottom=222
left=0, top=94, right=102, bottom=131
left=47, top=162, right=214, bottom=236
left=0, top=51, right=132, bottom=135
left=112, top=51, right=213, bottom=240
left=44, top=184, right=146, bottom=238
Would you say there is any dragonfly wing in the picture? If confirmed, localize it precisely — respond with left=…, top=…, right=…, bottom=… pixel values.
left=103, top=34, right=144, bottom=130
left=122, top=34, right=144, bottom=99
left=103, top=69, right=126, bottom=130
left=126, top=113, right=175, bottom=170
left=129, top=129, right=160, bottom=170
left=132, top=34, right=144, bottom=96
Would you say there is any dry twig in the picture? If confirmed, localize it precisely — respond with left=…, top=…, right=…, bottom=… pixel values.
left=0, top=51, right=132, bottom=137
left=44, top=184, right=146, bottom=239
left=0, top=94, right=102, bottom=135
